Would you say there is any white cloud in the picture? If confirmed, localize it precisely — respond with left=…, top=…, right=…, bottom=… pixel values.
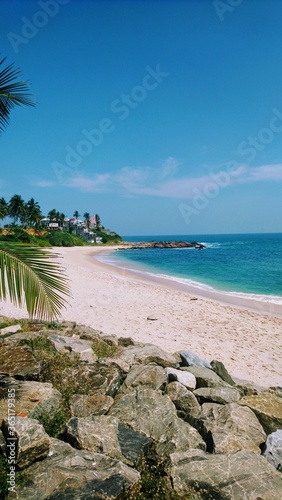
left=31, top=180, right=55, bottom=187
left=65, top=173, right=111, bottom=192
left=248, top=164, right=282, bottom=182
left=46, top=159, right=282, bottom=199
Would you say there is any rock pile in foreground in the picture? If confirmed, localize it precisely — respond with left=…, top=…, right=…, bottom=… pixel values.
left=0, top=321, right=281, bottom=499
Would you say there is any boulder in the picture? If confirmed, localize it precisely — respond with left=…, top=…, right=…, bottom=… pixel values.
left=0, top=345, right=41, bottom=380
left=201, top=402, right=266, bottom=454
left=234, top=378, right=264, bottom=397
left=0, top=379, right=64, bottom=424
left=210, top=359, right=235, bottom=385
left=62, top=415, right=151, bottom=467
left=104, top=343, right=179, bottom=372
left=0, top=324, right=21, bottom=336
left=165, top=367, right=196, bottom=390
left=268, top=387, right=282, bottom=399
left=193, top=386, right=241, bottom=405
left=69, top=393, right=114, bottom=418
left=2, top=416, right=50, bottom=469
left=99, top=334, right=119, bottom=346
left=167, top=449, right=282, bottom=499
left=167, top=381, right=201, bottom=418
left=60, top=363, right=123, bottom=398
left=47, top=333, right=97, bottom=363
left=71, top=324, right=103, bottom=340
left=119, top=363, right=167, bottom=394
left=239, top=392, right=282, bottom=434
left=118, top=337, right=136, bottom=347
left=263, top=429, right=282, bottom=471
left=13, top=437, right=140, bottom=499
left=109, top=387, right=205, bottom=458
left=181, top=366, right=227, bottom=388
left=179, top=350, right=211, bottom=369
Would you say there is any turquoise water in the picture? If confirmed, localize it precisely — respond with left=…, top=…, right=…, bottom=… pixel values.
left=98, top=234, right=282, bottom=304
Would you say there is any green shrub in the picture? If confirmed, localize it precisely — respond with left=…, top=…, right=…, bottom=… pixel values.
left=35, top=407, right=69, bottom=438
left=47, top=230, right=85, bottom=247
left=91, top=338, right=119, bottom=358
left=0, top=457, right=9, bottom=498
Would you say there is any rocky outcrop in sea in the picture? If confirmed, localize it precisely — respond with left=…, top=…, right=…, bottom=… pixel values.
left=0, top=321, right=281, bottom=499
left=119, top=240, right=206, bottom=250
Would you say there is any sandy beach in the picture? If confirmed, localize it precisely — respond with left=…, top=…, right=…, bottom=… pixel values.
left=1, top=246, right=282, bottom=388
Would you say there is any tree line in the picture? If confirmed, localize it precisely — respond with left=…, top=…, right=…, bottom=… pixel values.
left=0, top=194, right=101, bottom=230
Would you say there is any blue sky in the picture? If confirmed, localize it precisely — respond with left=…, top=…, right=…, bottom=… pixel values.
left=1, top=0, right=282, bottom=236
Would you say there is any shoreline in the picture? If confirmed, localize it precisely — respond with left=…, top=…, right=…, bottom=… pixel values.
left=1, top=245, right=282, bottom=387
left=96, top=247, right=282, bottom=319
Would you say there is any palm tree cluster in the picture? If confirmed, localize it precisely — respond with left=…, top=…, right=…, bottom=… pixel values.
left=48, top=209, right=66, bottom=227
left=0, top=194, right=43, bottom=227
left=0, top=197, right=101, bottom=232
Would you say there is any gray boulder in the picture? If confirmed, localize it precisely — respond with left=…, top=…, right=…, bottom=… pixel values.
left=2, top=416, right=50, bottom=469
left=263, top=429, right=282, bottom=471
left=0, top=324, right=21, bottom=336
left=119, top=363, right=167, bottom=394
left=180, top=350, right=211, bottom=369
left=210, top=359, right=235, bottom=386
left=239, top=392, right=282, bottom=434
left=234, top=378, right=264, bottom=396
left=109, top=387, right=205, bottom=458
left=69, top=393, right=114, bottom=418
left=193, top=386, right=241, bottom=405
left=167, top=449, right=282, bottom=499
left=12, top=438, right=140, bottom=499
left=0, top=379, right=63, bottom=424
left=181, top=366, right=227, bottom=388
left=167, top=381, right=201, bottom=418
left=118, top=337, right=136, bottom=347
left=60, top=363, right=123, bottom=398
left=99, top=333, right=119, bottom=345
left=104, top=343, right=179, bottom=372
left=0, top=345, right=40, bottom=380
left=165, top=367, right=196, bottom=390
left=48, top=333, right=97, bottom=363
left=201, top=402, right=266, bottom=454
left=62, top=415, right=151, bottom=467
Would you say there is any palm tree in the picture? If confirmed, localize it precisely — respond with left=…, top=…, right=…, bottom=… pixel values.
left=0, top=61, right=69, bottom=321
left=95, top=214, right=101, bottom=230
left=0, top=244, right=70, bottom=320
left=0, top=197, right=8, bottom=225
left=8, top=194, right=25, bottom=225
left=73, top=210, right=80, bottom=221
left=26, top=198, right=42, bottom=227
left=0, top=56, right=35, bottom=134
left=48, top=209, right=58, bottom=222
left=83, top=212, right=90, bottom=230
left=58, top=213, right=66, bottom=229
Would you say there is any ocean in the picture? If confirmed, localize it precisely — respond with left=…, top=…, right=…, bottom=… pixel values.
left=97, top=233, right=282, bottom=306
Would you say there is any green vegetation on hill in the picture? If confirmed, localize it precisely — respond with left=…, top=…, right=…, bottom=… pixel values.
left=0, top=228, right=85, bottom=247
left=95, top=229, right=122, bottom=244
left=0, top=227, right=122, bottom=247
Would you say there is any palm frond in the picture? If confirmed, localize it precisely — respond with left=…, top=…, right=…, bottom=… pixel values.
left=0, top=244, right=70, bottom=321
left=0, top=57, right=35, bottom=133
